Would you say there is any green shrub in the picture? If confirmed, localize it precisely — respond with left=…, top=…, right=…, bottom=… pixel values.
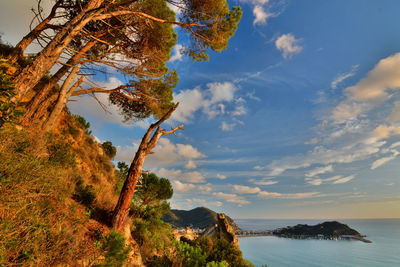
left=86, top=136, right=94, bottom=144
left=73, top=178, right=96, bottom=206
left=95, top=231, right=130, bottom=267
left=173, top=241, right=231, bottom=267
left=207, top=261, right=229, bottom=267
left=67, top=124, right=80, bottom=138
left=72, top=115, right=91, bottom=135
left=195, top=237, right=253, bottom=267
left=47, top=136, right=76, bottom=167
left=0, top=70, right=21, bottom=127
left=175, top=241, right=207, bottom=267
left=101, top=141, right=116, bottom=159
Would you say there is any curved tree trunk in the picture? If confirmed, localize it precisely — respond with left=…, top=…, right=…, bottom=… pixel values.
left=111, top=147, right=147, bottom=232
left=111, top=104, right=182, bottom=232
left=42, top=65, right=82, bottom=132
left=8, top=0, right=62, bottom=63
left=21, top=40, right=98, bottom=126
left=12, top=0, right=104, bottom=101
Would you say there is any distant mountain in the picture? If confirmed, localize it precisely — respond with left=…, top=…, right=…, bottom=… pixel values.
left=273, top=221, right=362, bottom=238
left=163, top=207, right=240, bottom=230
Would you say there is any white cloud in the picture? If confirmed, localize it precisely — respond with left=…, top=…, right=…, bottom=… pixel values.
left=216, top=174, right=227, bottom=180
left=220, top=121, right=235, bottom=131
left=176, top=143, right=205, bottom=159
left=258, top=191, right=320, bottom=199
left=332, top=175, right=355, bottom=184
left=208, top=82, right=238, bottom=103
left=232, top=185, right=261, bottom=194
left=240, top=0, right=273, bottom=26
left=173, top=181, right=197, bottom=192
left=171, top=181, right=213, bottom=193
left=253, top=165, right=265, bottom=170
left=246, top=91, right=261, bottom=101
left=304, top=138, right=320, bottom=145
left=331, top=102, right=368, bottom=123
left=213, top=192, right=250, bottom=205
left=371, top=156, right=396, bottom=170
left=268, top=53, right=400, bottom=185
left=372, top=125, right=400, bottom=140
left=267, top=136, right=385, bottom=176
left=172, top=88, right=205, bottom=122
left=115, top=138, right=205, bottom=168
left=172, top=82, right=240, bottom=123
left=331, top=53, right=400, bottom=122
left=390, top=142, right=400, bottom=149
left=371, top=150, right=400, bottom=170
left=184, top=160, right=197, bottom=169
left=249, top=178, right=278, bottom=186
left=231, top=105, right=247, bottom=116
left=346, top=53, right=400, bottom=101
left=253, top=5, right=272, bottom=25
left=187, top=198, right=223, bottom=207
left=306, top=175, right=349, bottom=186
left=305, top=165, right=333, bottom=178
left=169, top=44, right=184, bottom=62
left=307, top=179, right=323, bottom=186
left=157, top=168, right=206, bottom=183
left=331, top=65, right=359, bottom=90
left=275, top=34, right=303, bottom=59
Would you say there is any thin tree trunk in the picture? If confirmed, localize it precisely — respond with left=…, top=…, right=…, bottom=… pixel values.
left=42, top=65, right=82, bottom=132
left=12, top=0, right=104, bottom=101
left=8, top=0, right=62, bottom=63
left=111, top=104, right=183, bottom=232
left=31, top=93, right=58, bottom=126
left=21, top=40, right=98, bottom=126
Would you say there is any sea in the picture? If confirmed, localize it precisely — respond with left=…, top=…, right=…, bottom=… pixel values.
left=236, top=219, right=400, bottom=267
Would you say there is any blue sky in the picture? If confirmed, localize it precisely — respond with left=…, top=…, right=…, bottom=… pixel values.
left=2, top=0, right=400, bottom=219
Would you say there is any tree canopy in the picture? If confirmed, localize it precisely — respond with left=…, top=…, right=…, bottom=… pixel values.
left=5, top=0, right=241, bottom=131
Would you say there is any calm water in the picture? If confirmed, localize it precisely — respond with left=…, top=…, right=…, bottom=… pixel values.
left=236, top=219, right=400, bottom=267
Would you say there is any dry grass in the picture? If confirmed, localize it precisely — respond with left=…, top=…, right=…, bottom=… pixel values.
left=0, top=113, right=122, bottom=266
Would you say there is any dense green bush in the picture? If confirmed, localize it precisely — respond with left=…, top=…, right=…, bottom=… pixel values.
left=72, top=114, right=91, bottom=135
left=73, top=178, right=96, bottom=206
left=186, top=236, right=254, bottom=267
left=101, top=141, right=117, bottom=159
left=0, top=69, right=20, bottom=127
left=173, top=240, right=233, bottom=267
left=95, top=231, right=130, bottom=267
left=175, top=241, right=208, bottom=267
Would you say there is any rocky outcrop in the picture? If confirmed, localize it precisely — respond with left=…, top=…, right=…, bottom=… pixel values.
left=201, top=213, right=239, bottom=246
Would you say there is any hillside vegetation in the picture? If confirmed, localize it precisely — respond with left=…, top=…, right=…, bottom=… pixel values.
left=0, top=113, right=126, bottom=266
left=0, top=113, right=253, bottom=266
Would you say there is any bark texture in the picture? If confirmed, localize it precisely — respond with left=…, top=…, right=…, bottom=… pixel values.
left=42, top=65, right=83, bottom=132
left=12, top=0, right=105, bottom=100
left=8, top=0, right=62, bottom=63
left=21, top=40, right=97, bottom=126
left=111, top=103, right=183, bottom=232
